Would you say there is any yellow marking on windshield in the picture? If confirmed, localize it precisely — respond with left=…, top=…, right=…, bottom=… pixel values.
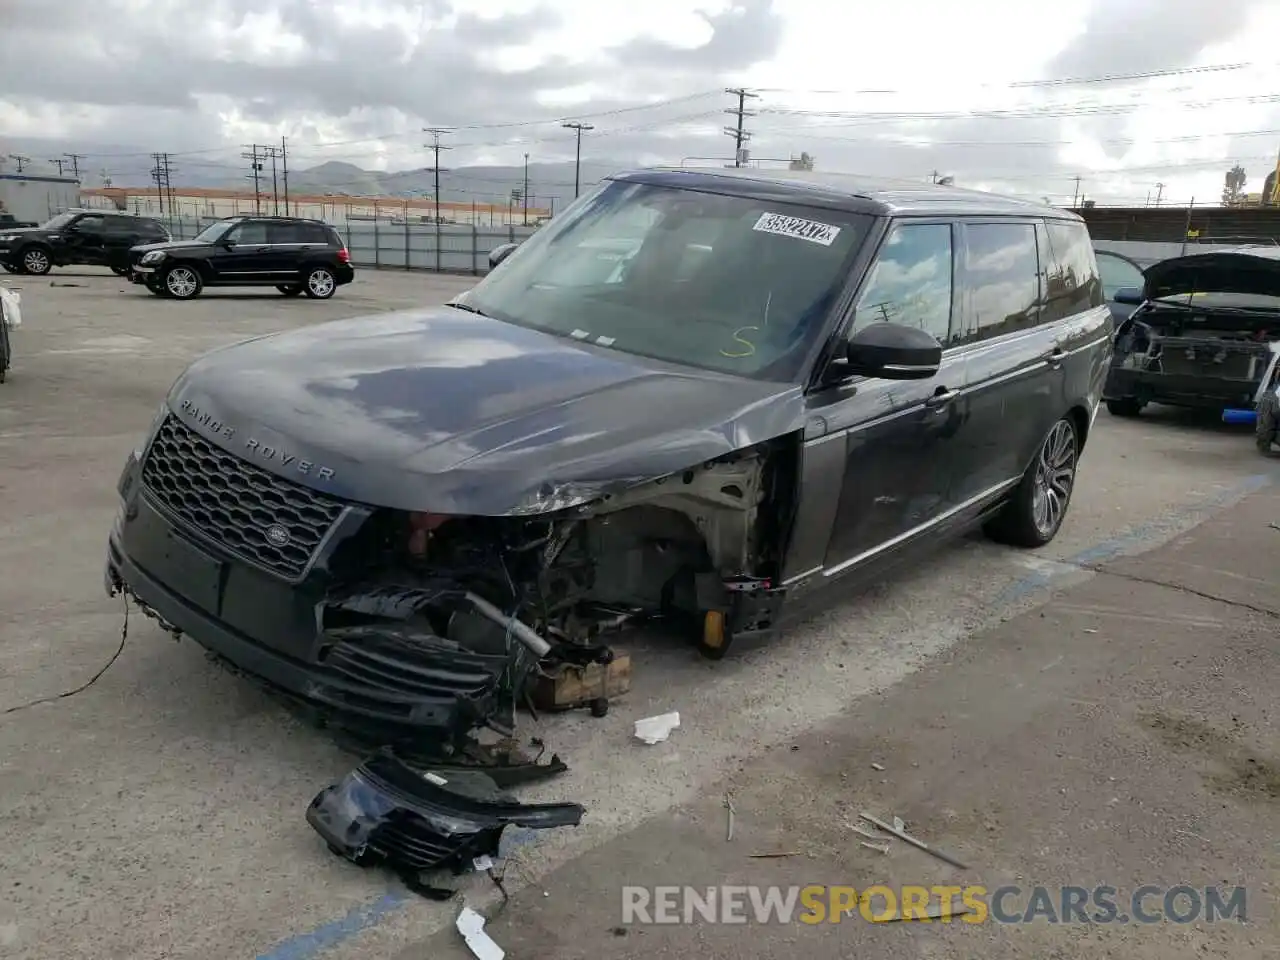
left=720, top=326, right=759, bottom=358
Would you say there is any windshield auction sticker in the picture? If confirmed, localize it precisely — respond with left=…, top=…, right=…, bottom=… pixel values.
left=752, top=212, right=842, bottom=246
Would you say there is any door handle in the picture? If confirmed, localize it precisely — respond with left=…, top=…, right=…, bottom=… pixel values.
left=924, top=387, right=959, bottom=409
left=1043, top=347, right=1066, bottom=367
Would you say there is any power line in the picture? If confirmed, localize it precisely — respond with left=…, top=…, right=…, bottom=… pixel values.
left=724, top=87, right=759, bottom=167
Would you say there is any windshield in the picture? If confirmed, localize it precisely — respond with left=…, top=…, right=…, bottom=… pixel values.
left=1096, top=252, right=1144, bottom=300
left=41, top=212, right=78, bottom=230
left=460, top=179, right=873, bottom=381
left=193, top=221, right=236, bottom=242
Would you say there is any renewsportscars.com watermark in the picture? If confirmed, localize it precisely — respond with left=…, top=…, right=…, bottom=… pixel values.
left=621, top=885, right=1248, bottom=925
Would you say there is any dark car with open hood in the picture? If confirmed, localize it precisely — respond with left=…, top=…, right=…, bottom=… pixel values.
left=106, top=168, right=1112, bottom=752
left=1103, top=247, right=1280, bottom=418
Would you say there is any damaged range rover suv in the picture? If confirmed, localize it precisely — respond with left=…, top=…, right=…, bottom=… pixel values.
left=106, top=168, right=1111, bottom=744
left=1104, top=248, right=1280, bottom=418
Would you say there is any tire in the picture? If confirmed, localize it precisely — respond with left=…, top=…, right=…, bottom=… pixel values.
left=19, top=246, right=52, bottom=276
left=984, top=416, right=1080, bottom=548
left=145, top=277, right=168, bottom=297
left=302, top=266, right=337, bottom=299
left=0, top=263, right=13, bottom=274
left=1256, top=392, right=1279, bottom=457
left=1106, top=398, right=1143, bottom=417
left=277, top=284, right=303, bottom=297
left=162, top=264, right=203, bottom=300
left=0, top=317, right=10, bottom=383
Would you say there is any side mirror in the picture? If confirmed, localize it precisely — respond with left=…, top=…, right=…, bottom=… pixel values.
left=1112, top=287, right=1144, bottom=306
left=842, top=323, right=942, bottom=380
left=218, top=238, right=236, bottom=249
left=489, top=242, right=519, bottom=269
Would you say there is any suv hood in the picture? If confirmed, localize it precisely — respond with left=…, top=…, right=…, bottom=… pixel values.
left=131, top=239, right=203, bottom=253
left=1144, top=250, right=1280, bottom=301
left=164, top=306, right=804, bottom=515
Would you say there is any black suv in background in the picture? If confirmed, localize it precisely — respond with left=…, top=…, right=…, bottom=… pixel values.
left=0, top=210, right=170, bottom=276
left=128, top=216, right=355, bottom=300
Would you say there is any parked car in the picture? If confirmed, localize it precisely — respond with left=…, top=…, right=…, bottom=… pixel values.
left=127, top=216, right=354, bottom=300
left=1095, top=248, right=1146, bottom=324
left=1103, top=248, right=1280, bottom=418
left=0, top=210, right=170, bottom=276
left=0, top=213, right=38, bottom=229
left=105, top=169, right=1111, bottom=740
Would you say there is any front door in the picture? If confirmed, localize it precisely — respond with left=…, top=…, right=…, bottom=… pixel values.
left=213, top=220, right=285, bottom=284
left=59, top=213, right=107, bottom=265
left=813, top=220, right=967, bottom=572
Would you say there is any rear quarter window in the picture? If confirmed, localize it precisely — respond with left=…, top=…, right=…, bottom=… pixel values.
left=1043, top=219, right=1103, bottom=320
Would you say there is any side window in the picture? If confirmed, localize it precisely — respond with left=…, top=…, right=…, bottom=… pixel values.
left=852, top=222, right=954, bottom=343
left=74, top=214, right=105, bottom=233
left=268, top=222, right=304, bottom=244
left=229, top=221, right=269, bottom=244
left=1044, top=220, right=1103, bottom=320
left=959, top=222, right=1041, bottom=342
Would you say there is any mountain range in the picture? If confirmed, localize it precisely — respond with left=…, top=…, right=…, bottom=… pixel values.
left=0, top=136, right=653, bottom=207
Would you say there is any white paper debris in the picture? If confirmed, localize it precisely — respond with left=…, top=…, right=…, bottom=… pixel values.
left=752, top=212, right=841, bottom=246
left=634, top=711, right=680, bottom=744
left=893, top=816, right=905, bottom=833
left=871, top=762, right=885, bottom=771
left=423, top=771, right=449, bottom=786
left=456, top=907, right=505, bottom=960
left=472, top=854, right=494, bottom=871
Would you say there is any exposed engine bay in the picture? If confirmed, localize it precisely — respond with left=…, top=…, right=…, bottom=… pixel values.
left=1115, top=309, right=1280, bottom=381
left=311, top=443, right=792, bottom=753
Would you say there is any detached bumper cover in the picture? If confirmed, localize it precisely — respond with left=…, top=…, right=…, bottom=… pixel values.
left=306, top=750, right=583, bottom=872
left=1103, top=368, right=1264, bottom=409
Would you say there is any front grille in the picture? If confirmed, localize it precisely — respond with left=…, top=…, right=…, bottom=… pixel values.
left=141, top=414, right=345, bottom=578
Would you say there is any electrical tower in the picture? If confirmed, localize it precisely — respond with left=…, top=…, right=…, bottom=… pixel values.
left=724, top=88, right=759, bottom=168
left=49, top=158, right=67, bottom=176
left=242, top=145, right=265, bottom=213
left=150, top=153, right=176, bottom=223
left=280, top=136, right=290, bottom=216
left=423, top=128, right=452, bottom=271
left=8, top=155, right=30, bottom=174
left=64, top=153, right=85, bottom=179
left=561, top=122, right=594, bottom=198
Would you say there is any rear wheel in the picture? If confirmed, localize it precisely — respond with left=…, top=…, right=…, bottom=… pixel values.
left=303, top=266, right=337, bottom=299
left=985, top=416, right=1079, bottom=548
left=20, top=247, right=51, bottom=276
left=1106, top=398, right=1143, bottom=417
left=162, top=264, right=202, bottom=300
left=1256, top=392, right=1279, bottom=456
left=277, top=284, right=303, bottom=297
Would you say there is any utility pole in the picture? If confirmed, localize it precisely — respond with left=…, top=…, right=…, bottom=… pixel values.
left=561, top=122, right=593, bottom=198
left=1154, top=182, right=1165, bottom=206
left=930, top=170, right=939, bottom=184
left=64, top=153, right=85, bottom=179
left=1071, top=175, right=1082, bottom=208
left=723, top=87, right=759, bottom=168
left=49, top=158, right=66, bottom=176
left=150, top=152, right=175, bottom=224
left=423, top=127, right=452, bottom=271
left=263, top=145, right=280, bottom=215
left=9, top=155, right=29, bottom=174
left=522, top=152, right=529, bottom=226
left=280, top=137, right=290, bottom=216
left=242, top=145, right=264, bottom=214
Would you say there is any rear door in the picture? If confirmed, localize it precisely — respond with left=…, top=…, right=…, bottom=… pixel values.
left=949, top=219, right=1057, bottom=505
left=103, top=215, right=144, bottom=268
left=267, top=221, right=325, bottom=281
left=1042, top=219, right=1112, bottom=428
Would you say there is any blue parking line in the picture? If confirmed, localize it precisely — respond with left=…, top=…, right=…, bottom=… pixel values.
left=256, top=473, right=1273, bottom=958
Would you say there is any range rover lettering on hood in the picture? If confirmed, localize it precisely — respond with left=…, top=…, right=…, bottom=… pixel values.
left=177, top=398, right=337, bottom=481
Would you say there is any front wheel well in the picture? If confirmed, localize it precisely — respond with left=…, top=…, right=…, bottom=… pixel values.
left=1068, top=404, right=1092, bottom=451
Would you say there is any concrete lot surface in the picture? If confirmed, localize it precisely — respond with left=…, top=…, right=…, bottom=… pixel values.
left=0, top=267, right=1276, bottom=959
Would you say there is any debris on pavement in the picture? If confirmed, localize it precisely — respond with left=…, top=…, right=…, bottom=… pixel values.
left=859, top=841, right=890, bottom=854
left=748, top=851, right=800, bottom=859
left=859, top=812, right=970, bottom=870
left=634, top=711, right=681, bottom=744
left=892, top=815, right=905, bottom=833
left=531, top=652, right=631, bottom=718
left=877, top=901, right=970, bottom=922
left=870, top=762, right=885, bottom=771
left=456, top=906, right=505, bottom=960
left=306, top=748, right=584, bottom=889
left=723, top=793, right=736, bottom=841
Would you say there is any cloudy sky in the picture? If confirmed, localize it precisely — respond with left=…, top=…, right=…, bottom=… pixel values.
left=2, top=0, right=1280, bottom=206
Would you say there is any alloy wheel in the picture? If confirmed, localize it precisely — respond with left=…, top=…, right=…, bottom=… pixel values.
left=165, top=266, right=199, bottom=298
left=1032, top=419, right=1077, bottom=538
left=306, top=268, right=335, bottom=298
left=22, top=249, right=50, bottom=274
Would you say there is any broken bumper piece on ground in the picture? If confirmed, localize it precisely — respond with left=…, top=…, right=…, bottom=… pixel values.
left=307, top=748, right=584, bottom=879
